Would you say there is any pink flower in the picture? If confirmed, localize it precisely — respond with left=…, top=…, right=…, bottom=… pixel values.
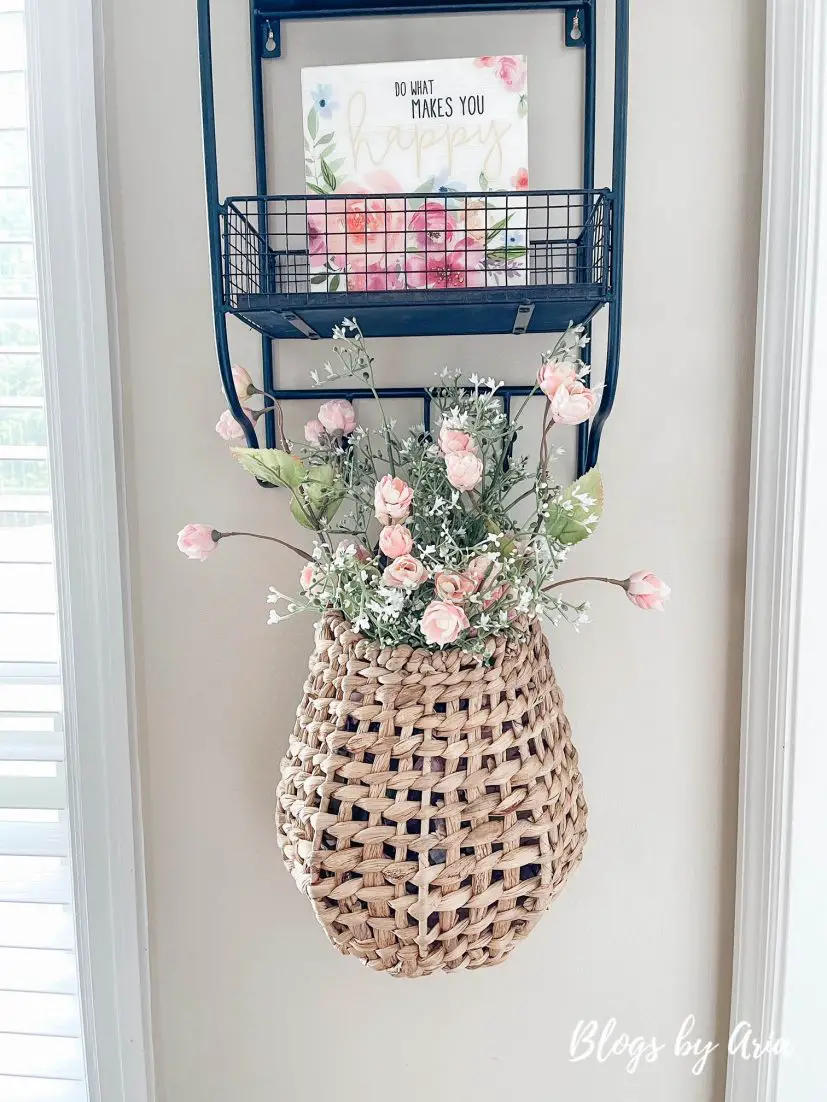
left=445, top=449, right=483, bottom=491
left=383, top=554, right=428, bottom=589
left=420, top=600, right=470, bottom=646
left=511, top=168, right=529, bottom=190
left=408, top=201, right=458, bottom=251
left=482, top=583, right=509, bottom=610
left=494, top=55, right=526, bottom=92
left=433, top=571, right=475, bottom=603
left=344, top=197, right=405, bottom=256
left=467, top=555, right=501, bottom=591
left=374, top=475, right=414, bottom=523
left=438, top=425, right=477, bottom=455
left=474, top=56, right=497, bottom=68
left=538, top=359, right=578, bottom=399
left=625, top=571, right=671, bottom=612
left=232, top=365, right=255, bottom=400
left=379, top=524, right=413, bottom=558
left=300, top=563, right=316, bottom=590
left=405, top=243, right=486, bottom=290
left=318, top=398, right=356, bottom=435
left=177, top=524, right=218, bottom=561
left=304, top=418, right=325, bottom=444
left=549, top=381, right=600, bottom=426
left=215, top=409, right=246, bottom=441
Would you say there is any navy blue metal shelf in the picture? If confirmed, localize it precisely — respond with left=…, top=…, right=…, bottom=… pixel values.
left=196, top=0, right=629, bottom=475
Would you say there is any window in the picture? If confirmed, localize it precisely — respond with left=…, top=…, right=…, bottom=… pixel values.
left=0, top=2, right=89, bottom=1098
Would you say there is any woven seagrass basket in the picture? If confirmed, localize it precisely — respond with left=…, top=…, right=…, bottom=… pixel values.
left=276, top=612, right=587, bottom=977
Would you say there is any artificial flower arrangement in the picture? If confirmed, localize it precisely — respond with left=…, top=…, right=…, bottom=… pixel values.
left=178, top=318, right=669, bottom=976
left=179, top=318, right=670, bottom=649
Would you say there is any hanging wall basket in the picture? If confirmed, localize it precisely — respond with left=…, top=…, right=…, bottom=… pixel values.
left=276, top=613, right=588, bottom=977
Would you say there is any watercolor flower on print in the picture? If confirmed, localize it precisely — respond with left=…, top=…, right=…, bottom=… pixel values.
left=473, top=55, right=527, bottom=94
left=511, top=168, right=529, bottom=190
left=310, top=83, right=338, bottom=119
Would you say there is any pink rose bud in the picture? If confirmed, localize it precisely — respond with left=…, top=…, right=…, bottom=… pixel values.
left=445, top=450, right=483, bottom=491
left=382, top=554, right=428, bottom=589
left=438, top=425, right=477, bottom=455
left=304, top=418, right=326, bottom=445
left=537, top=360, right=577, bottom=399
left=433, top=571, right=475, bottom=603
left=625, top=570, right=671, bottom=612
left=420, top=600, right=470, bottom=646
left=215, top=409, right=246, bottom=441
left=466, top=554, right=501, bottom=591
left=549, top=382, right=599, bottom=426
left=374, top=475, right=414, bottom=524
left=177, top=524, right=218, bottom=561
left=318, top=398, right=357, bottom=436
left=299, top=562, right=316, bottom=590
left=379, top=524, right=413, bottom=558
left=232, top=364, right=255, bottom=400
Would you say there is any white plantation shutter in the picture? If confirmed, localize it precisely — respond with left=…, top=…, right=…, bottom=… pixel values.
left=0, top=1, right=88, bottom=1099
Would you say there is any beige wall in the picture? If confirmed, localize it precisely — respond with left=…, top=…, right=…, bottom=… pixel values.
left=102, top=1, right=763, bottom=1098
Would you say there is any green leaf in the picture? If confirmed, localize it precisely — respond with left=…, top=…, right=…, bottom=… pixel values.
left=485, top=215, right=511, bottom=241
left=486, top=246, right=528, bottom=261
left=518, top=94, right=528, bottom=119
left=478, top=171, right=489, bottom=191
left=307, top=182, right=327, bottom=196
left=230, top=448, right=305, bottom=488
left=415, top=176, right=436, bottom=193
left=291, top=465, right=344, bottom=528
left=320, top=158, right=338, bottom=192
left=329, top=273, right=341, bottom=291
left=316, top=132, right=335, bottom=146
left=307, top=107, right=318, bottom=140
left=545, top=467, right=604, bottom=546
left=310, top=272, right=328, bottom=284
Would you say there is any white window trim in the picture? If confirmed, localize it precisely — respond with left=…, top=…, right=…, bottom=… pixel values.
left=726, top=0, right=827, bottom=1099
left=25, top=2, right=153, bottom=1100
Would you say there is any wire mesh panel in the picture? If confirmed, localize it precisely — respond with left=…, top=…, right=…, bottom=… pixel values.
left=222, top=189, right=611, bottom=308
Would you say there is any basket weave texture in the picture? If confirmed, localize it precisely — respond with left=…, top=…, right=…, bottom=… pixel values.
left=276, top=613, right=587, bottom=977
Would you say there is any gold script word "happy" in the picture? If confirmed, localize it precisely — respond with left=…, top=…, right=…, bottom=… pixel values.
left=347, top=91, right=511, bottom=180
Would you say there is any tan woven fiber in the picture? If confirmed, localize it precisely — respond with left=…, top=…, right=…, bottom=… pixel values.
left=276, top=612, right=587, bottom=977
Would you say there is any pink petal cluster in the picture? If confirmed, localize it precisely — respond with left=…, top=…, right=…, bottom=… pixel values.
left=438, top=425, right=477, bottom=455
left=445, top=450, right=483, bottom=491
left=625, top=571, right=671, bottom=612
left=374, top=475, right=414, bottom=524
left=467, top=555, right=501, bottom=590
left=433, top=572, right=475, bottom=604
left=177, top=524, right=217, bottom=561
left=318, top=398, right=356, bottom=436
left=215, top=409, right=246, bottom=441
left=304, top=418, right=325, bottom=444
left=379, top=524, right=413, bottom=558
left=420, top=600, right=470, bottom=646
left=537, top=360, right=578, bottom=399
left=299, top=563, right=316, bottom=589
left=383, top=555, right=428, bottom=589
left=549, top=382, right=599, bottom=426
